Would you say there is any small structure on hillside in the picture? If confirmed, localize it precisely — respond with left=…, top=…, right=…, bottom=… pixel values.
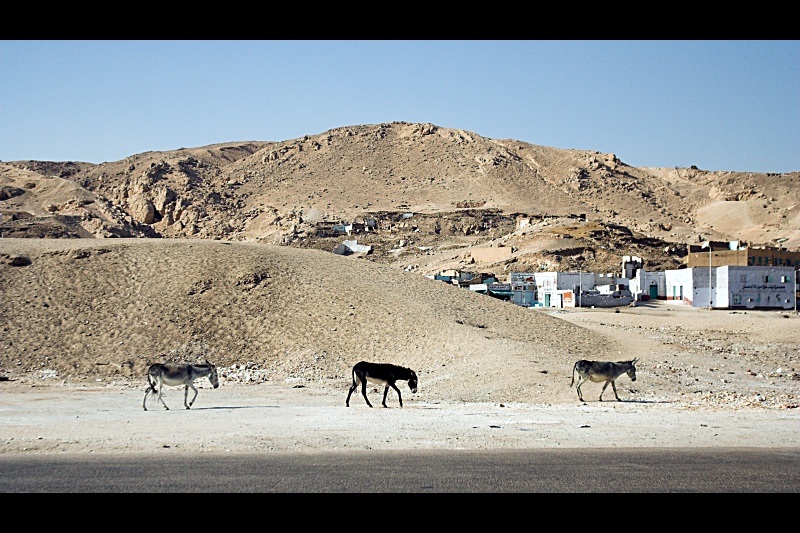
left=332, top=240, right=372, bottom=256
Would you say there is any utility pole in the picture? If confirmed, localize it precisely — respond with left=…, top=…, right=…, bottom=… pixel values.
left=709, top=245, right=713, bottom=308
left=703, top=241, right=713, bottom=308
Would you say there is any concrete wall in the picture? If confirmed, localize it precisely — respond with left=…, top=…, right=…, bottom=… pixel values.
left=469, top=246, right=512, bottom=263
left=579, top=290, right=634, bottom=307
left=718, top=266, right=795, bottom=309
left=665, top=266, right=796, bottom=309
left=687, top=248, right=749, bottom=268
left=539, top=288, right=575, bottom=308
left=665, top=268, right=698, bottom=305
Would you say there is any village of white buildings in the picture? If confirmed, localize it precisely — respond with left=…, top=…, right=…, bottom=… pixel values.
left=427, top=241, right=800, bottom=311
left=325, top=214, right=799, bottom=311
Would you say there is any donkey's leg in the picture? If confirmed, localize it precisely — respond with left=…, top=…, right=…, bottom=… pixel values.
left=387, top=383, right=403, bottom=407
left=382, top=386, right=390, bottom=407
left=143, top=378, right=158, bottom=410
left=346, top=381, right=358, bottom=407
left=575, top=377, right=586, bottom=402
left=360, top=379, right=373, bottom=407
left=600, top=380, right=612, bottom=401
left=611, top=380, right=621, bottom=401
left=186, top=383, right=199, bottom=409
left=156, top=382, right=170, bottom=410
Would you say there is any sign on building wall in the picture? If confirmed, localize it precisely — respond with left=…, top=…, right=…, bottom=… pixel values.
left=563, top=290, right=574, bottom=306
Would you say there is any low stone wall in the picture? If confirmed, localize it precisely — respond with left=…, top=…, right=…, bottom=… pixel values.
left=579, top=293, right=633, bottom=307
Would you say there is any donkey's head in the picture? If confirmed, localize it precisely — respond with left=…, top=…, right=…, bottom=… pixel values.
left=203, top=358, right=220, bottom=389
left=626, top=358, right=639, bottom=382
left=408, top=370, right=418, bottom=394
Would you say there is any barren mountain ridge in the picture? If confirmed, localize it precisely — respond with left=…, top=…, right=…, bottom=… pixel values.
left=2, top=121, right=798, bottom=276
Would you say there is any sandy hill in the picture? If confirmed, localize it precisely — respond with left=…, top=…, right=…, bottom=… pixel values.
left=2, top=237, right=798, bottom=410
left=0, top=237, right=620, bottom=404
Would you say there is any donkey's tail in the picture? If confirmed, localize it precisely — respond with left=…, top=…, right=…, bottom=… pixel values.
left=146, top=373, right=158, bottom=395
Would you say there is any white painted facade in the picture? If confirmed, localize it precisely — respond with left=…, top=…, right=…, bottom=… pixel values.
left=665, top=267, right=713, bottom=306
left=628, top=269, right=667, bottom=300
left=505, top=270, right=633, bottom=308
left=717, top=266, right=795, bottom=310
left=524, top=271, right=631, bottom=308
left=665, top=266, right=796, bottom=309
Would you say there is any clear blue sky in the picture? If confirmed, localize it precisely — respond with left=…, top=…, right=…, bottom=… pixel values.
left=2, top=40, right=798, bottom=173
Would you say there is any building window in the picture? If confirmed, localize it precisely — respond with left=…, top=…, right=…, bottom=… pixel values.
left=781, top=275, right=789, bottom=282
left=765, top=275, right=773, bottom=282
left=758, top=257, right=763, bottom=265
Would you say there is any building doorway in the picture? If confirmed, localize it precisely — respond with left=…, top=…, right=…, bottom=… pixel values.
left=648, top=284, right=658, bottom=300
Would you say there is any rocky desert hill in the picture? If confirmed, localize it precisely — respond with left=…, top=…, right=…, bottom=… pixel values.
left=1, top=122, right=798, bottom=408
left=2, top=121, right=798, bottom=277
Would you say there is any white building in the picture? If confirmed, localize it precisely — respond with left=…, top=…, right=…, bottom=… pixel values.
left=628, top=269, right=667, bottom=301
left=665, top=268, right=702, bottom=305
left=510, top=271, right=631, bottom=308
left=529, top=272, right=582, bottom=308
left=665, top=265, right=796, bottom=309
left=717, top=266, right=795, bottom=309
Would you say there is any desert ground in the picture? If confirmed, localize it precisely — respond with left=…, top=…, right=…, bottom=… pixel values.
left=2, top=375, right=798, bottom=455
left=1, top=242, right=797, bottom=456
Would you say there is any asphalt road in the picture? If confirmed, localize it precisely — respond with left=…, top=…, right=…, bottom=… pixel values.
left=1, top=448, right=798, bottom=492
